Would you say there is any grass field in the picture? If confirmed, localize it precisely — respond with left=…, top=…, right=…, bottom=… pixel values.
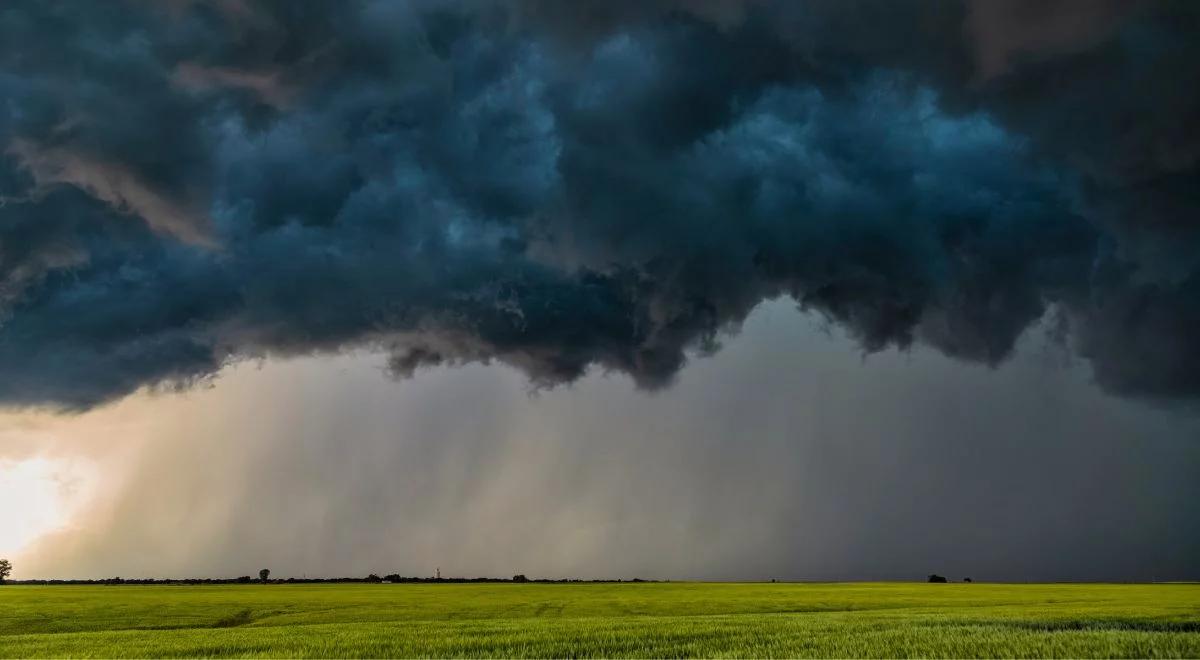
left=1, top=582, right=1197, bottom=658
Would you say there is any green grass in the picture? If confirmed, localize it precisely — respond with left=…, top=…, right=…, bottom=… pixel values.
left=1, top=582, right=1197, bottom=657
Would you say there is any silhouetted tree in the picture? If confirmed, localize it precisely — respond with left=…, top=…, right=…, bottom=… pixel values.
left=236, top=575, right=252, bottom=583
left=0, top=558, right=12, bottom=583
left=366, top=573, right=382, bottom=583
left=259, top=568, right=270, bottom=583
left=927, top=574, right=948, bottom=583
left=384, top=574, right=401, bottom=582
left=963, top=577, right=972, bottom=583
left=512, top=574, right=528, bottom=583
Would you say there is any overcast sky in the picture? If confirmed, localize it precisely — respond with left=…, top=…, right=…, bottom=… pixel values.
left=1, top=1, right=1199, bottom=580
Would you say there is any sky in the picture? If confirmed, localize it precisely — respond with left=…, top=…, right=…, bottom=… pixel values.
left=0, top=0, right=1198, bottom=581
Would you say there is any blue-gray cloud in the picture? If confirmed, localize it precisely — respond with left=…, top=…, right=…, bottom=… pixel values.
left=1, top=0, right=1198, bottom=409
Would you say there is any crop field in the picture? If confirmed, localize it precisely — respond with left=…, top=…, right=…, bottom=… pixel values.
left=0, top=582, right=1197, bottom=658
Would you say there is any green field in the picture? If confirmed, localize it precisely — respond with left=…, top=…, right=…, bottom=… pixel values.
left=1, top=582, right=1197, bottom=658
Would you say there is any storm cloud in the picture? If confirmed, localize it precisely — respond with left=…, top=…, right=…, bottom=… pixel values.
left=2, top=0, right=1199, bottom=409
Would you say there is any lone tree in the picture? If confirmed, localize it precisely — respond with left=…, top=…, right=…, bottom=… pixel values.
left=259, top=568, right=270, bottom=583
left=0, top=558, right=11, bottom=583
left=927, top=574, right=948, bottom=583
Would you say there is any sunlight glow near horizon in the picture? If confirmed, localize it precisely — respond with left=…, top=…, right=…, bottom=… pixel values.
left=0, top=457, right=93, bottom=561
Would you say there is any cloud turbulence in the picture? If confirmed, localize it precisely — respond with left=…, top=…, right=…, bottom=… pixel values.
left=2, top=0, right=1200, bottom=410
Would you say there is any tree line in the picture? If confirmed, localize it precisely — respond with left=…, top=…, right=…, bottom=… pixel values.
left=0, top=559, right=653, bottom=585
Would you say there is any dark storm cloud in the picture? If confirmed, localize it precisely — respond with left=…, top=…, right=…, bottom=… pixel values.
left=1, top=0, right=1198, bottom=409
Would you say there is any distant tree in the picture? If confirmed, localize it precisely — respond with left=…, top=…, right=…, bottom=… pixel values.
left=963, top=577, right=973, bottom=583
left=927, top=574, right=948, bottom=583
left=0, top=558, right=12, bottom=583
left=366, top=573, right=382, bottom=583
left=236, top=575, right=252, bottom=584
left=384, top=574, right=402, bottom=583
left=259, top=568, right=270, bottom=583
left=512, top=574, right=528, bottom=583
